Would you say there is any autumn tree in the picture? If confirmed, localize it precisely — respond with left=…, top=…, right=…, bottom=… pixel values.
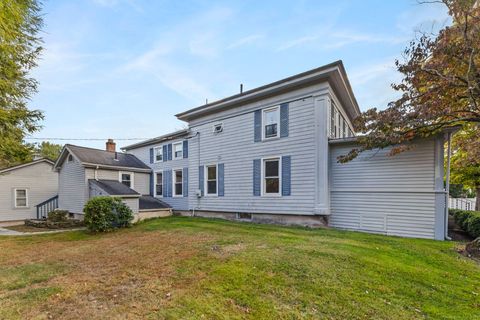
left=0, top=0, right=44, bottom=168
left=339, top=0, right=480, bottom=203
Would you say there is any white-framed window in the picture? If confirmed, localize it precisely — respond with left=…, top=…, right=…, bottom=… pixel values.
left=173, top=142, right=183, bottom=159
left=262, top=157, right=281, bottom=196
left=68, top=154, right=73, bottom=162
left=205, top=164, right=218, bottom=196
left=213, top=123, right=223, bottom=134
left=155, top=171, right=163, bottom=197
left=262, top=106, right=280, bottom=140
left=173, top=169, right=183, bottom=197
left=154, top=146, right=163, bottom=162
left=342, top=118, right=347, bottom=138
left=14, top=188, right=28, bottom=208
left=119, top=172, right=134, bottom=188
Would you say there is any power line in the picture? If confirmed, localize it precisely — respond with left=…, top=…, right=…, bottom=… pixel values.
left=24, top=137, right=149, bottom=141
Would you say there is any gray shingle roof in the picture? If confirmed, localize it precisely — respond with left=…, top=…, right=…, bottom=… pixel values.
left=89, top=179, right=140, bottom=196
left=66, top=144, right=150, bottom=170
left=122, top=129, right=189, bottom=151
left=139, top=196, right=171, bottom=210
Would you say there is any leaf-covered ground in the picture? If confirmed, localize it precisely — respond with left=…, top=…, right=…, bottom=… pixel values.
left=0, top=217, right=479, bottom=319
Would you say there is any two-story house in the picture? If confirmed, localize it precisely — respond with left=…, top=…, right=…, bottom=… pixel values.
left=123, top=60, right=448, bottom=240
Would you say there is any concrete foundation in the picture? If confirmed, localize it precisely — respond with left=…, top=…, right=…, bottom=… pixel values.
left=175, top=210, right=329, bottom=228
left=133, top=209, right=172, bottom=223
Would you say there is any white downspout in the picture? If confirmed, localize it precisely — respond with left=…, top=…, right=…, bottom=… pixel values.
left=445, top=132, right=452, bottom=240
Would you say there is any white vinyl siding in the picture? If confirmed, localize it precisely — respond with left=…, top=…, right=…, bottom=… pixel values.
left=125, top=138, right=189, bottom=210
left=188, top=95, right=318, bottom=215
left=0, top=161, right=58, bottom=221
left=329, top=139, right=441, bottom=239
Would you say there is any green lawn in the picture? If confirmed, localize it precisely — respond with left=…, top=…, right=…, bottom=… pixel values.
left=0, top=217, right=479, bottom=319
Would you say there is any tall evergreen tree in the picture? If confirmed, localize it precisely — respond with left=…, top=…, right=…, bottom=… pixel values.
left=0, top=0, right=44, bottom=168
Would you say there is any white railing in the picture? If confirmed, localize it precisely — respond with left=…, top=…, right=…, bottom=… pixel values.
left=449, top=197, right=476, bottom=211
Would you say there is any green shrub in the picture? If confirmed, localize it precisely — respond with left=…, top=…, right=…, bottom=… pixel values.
left=83, top=197, right=134, bottom=232
left=47, top=210, right=68, bottom=222
left=466, top=212, right=480, bottom=238
left=451, top=209, right=480, bottom=238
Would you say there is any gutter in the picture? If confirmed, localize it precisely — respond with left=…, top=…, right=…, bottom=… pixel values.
left=444, top=131, right=453, bottom=240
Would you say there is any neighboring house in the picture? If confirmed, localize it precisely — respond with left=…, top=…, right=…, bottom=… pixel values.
left=0, top=158, right=58, bottom=221
left=54, top=140, right=170, bottom=220
left=123, top=60, right=448, bottom=240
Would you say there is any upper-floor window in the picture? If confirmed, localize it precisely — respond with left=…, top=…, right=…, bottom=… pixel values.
left=263, top=106, right=279, bottom=139
left=119, top=172, right=133, bottom=188
left=68, top=154, right=73, bottom=162
left=173, top=142, right=183, bottom=159
left=173, top=169, right=183, bottom=196
left=205, top=165, right=217, bottom=195
left=155, top=171, right=163, bottom=196
left=14, top=189, right=28, bottom=208
left=263, top=158, right=280, bottom=195
left=154, top=147, right=163, bottom=162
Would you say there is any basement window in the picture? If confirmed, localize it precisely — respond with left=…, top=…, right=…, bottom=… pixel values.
left=237, top=212, right=252, bottom=221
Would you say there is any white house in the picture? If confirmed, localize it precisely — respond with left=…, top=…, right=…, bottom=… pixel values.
left=123, top=60, right=449, bottom=240
left=0, top=158, right=58, bottom=222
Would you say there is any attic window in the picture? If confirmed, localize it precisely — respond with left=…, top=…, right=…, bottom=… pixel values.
left=68, top=154, right=73, bottom=162
left=213, top=123, right=223, bottom=134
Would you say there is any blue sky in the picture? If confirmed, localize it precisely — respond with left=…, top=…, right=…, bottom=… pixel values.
left=30, top=0, right=450, bottom=149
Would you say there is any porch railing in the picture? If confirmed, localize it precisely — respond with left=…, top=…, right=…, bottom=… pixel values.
left=36, top=195, right=59, bottom=219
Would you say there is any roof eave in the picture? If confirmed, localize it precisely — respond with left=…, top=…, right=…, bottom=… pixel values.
left=121, top=129, right=190, bottom=151
left=175, top=60, right=360, bottom=122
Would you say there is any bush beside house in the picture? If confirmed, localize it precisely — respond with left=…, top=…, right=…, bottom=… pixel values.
left=83, top=196, right=134, bottom=232
left=450, top=209, right=480, bottom=239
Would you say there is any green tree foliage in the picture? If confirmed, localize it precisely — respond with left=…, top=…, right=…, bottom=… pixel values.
left=339, top=0, right=480, bottom=163
left=450, top=126, right=480, bottom=209
left=0, top=0, right=44, bottom=168
left=35, top=141, right=62, bottom=160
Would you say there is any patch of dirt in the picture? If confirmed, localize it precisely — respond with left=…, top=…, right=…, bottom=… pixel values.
left=0, top=228, right=215, bottom=319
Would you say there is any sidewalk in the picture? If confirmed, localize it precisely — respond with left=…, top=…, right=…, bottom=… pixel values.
left=0, top=227, right=85, bottom=236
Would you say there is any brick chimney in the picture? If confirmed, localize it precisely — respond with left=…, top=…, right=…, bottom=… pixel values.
left=106, top=139, right=116, bottom=152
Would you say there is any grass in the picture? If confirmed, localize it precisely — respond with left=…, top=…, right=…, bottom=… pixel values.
left=0, top=217, right=479, bottom=319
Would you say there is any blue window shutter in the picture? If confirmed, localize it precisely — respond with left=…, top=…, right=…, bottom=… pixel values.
left=280, top=103, right=289, bottom=138
left=149, top=173, right=154, bottom=196
left=282, top=156, right=291, bottom=196
left=163, top=170, right=168, bottom=197
left=168, top=143, right=172, bottom=161
left=254, top=110, right=262, bottom=142
left=170, top=170, right=173, bottom=197
left=183, top=140, right=188, bottom=158
left=183, top=167, right=188, bottom=197
left=163, top=145, right=167, bottom=162
left=149, top=148, right=154, bottom=164
left=199, top=165, right=204, bottom=196
left=218, top=163, right=224, bottom=196
left=253, top=159, right=261, bottom=196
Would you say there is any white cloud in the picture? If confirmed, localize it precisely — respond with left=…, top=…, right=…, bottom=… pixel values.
left=277, top=35, right=320, bottom=51
left=227, top=34, right=265, bottom=49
